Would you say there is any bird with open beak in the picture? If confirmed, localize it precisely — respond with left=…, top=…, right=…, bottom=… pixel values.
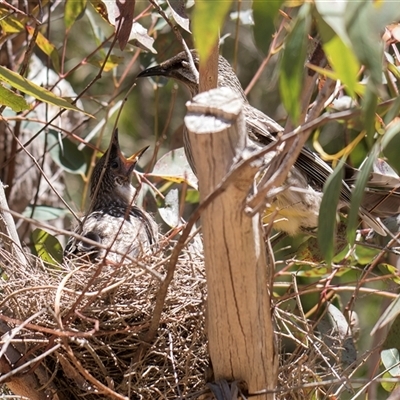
left=64, top=129, right=158, bottom=263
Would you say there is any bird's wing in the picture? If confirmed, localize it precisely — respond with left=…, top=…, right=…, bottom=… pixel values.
left=63, top=212, right=105, bottom=261
left=244, top=104, right=387, bottom=234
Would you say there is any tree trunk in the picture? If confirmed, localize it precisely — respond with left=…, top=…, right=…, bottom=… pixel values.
left=185, top=87, right=278, bottom=399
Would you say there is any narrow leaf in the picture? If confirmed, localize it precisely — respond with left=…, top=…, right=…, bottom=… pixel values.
left=279, top=3, right=311, bottom=125
left=26, top=26, right=60, bottom=73
left=315, top=0, right=350, bottom=46
left=116, top=0, right=135, bottom=50
left=88, top=54, right=123, bottom=72
left=372, top=295, right=400, bottom=337
left=0, top=84, right=29, bottom=112
left=381, top=349, right=400, bottom=376
left=158, top=188, right=180, bottom=228
left=102, top=0, right=135, bottom=50
left=32, top=228, right=63, bottom=266
left=192, top=0, right=232, bottom=64
left=383, top=314, right=400, bottom=351
left=378, top=264, right=400, bottom=285
left=362, top=84, right=378, bottom=145
left=318, top=158, right=345, bottom=264
left=23, top=205, right=70, bottom=221
left=64, top=0, right=87, bottom=30
left=128, top=22, right=156, bottom=54
left=0, top=8, right=25, bottom=33
left=167, top=0, right=190, bottom=33
left=347, top=146, right=379, bottom=243
left=345, top=2, right=383, bottom=89
left=316, top=16, right=359, bottom=98
left=47, top=130, right=87, bottom=175
left=150, top=147, right=198, bottom=189
left=89, top=0, right=109, bottom=22
left=0, top=65, right=90, bottom=116
left=252, top=0, right=284, bottom=54
left=382, top=121, right=400, bottom=173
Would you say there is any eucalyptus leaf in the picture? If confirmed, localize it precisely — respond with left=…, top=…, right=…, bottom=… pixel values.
left=192, top=0, right=232, bottom=64
left=158, top=188, right=180, bottom=228
left=0, top=65, right=90, bottom=116
left=279, top=3, right=311, bottom=124
left=252, top=0, right=283, bottom=54
left=167, top=0, right=190, bottom=32
left=150, top=147, right=198, bottom=189
left=383, top=314, right=400, bottom=351
left=316, top=15, right=359, bottom=98
left=23, top=205, right=70, bottom=221
left=347, top=146, right=379, bottom=243
left=372, top=295, right=400, bottom=336
left=381, top=349, right=400, bottom=377
left=47, top=130, right=87, bottom=175
left=32, top=228, right=63, bottom=266
left=65, top=0, right=87, bottom=30
left=318, top=159, right=345, bottom=265
left=0, top=84, right=29, bottom=112
left=0, top=8, right=25, bottom=33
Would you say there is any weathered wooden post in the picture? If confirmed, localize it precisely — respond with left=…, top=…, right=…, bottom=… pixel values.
left=185, top=87, right=277, bottom=399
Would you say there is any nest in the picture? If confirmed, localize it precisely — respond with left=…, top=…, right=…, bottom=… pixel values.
left=0, top=241, right=209, bottom=400
left=0, top=239, right=356, bottom=399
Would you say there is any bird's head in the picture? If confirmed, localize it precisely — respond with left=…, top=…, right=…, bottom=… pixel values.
left=137, top=50, right=200, bottom=97
left=137, top=49, right=247, bottom=102
left=90, top=129, right=148, bottom=209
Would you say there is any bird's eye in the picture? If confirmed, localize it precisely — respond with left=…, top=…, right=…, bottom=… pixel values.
left=110, top=160, right=119, bottom=169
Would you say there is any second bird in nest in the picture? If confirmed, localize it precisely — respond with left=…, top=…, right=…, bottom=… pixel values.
left=64, top=129, right=158, bottom=264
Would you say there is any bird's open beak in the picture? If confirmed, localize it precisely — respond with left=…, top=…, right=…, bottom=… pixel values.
left=123, top=145, right=149, bottom=171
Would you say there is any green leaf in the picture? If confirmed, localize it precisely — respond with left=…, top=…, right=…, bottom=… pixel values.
left=279, top=3, right=311, bottom=124
left=384, top=89, right=400, bottom=125
left=380, top=370, right=400, bottom=392
left=362, top=85, right=378, bottom=145
left=381, top=349, right=400, bottom=377
left=88, top=54, right=124, bottom=72
left=65, top=0, right=87, bottom=30
left=348, top=120, right=400, bottom=241
left=26, top=26, right=60, bottom=73
left=23, top=205, right=70, bottom=221
left=47, top=130, right=87, bottom=175
left=149, top=147, right=198, bottom=189
left=372, top=295, right=400, bottom=335
left=347, top=146, right=378, bottom=243
left=314, top=0, right=350, bottom=46
left=32, top=228, right=63, bottom=266
left=0, top=65, right=90, bottom=116
left=0, top=84, right=29, bottom=112
left=344, top=1, right=400, bottom=90
left=383, top=143, right=400, bottom=175
left=378, top=264, right=400, bottom=285
left=383, top=314, right=400, bottom=351
left=316, top=15, right=359, bottom=98
left=353, top=245, right=379, bottom=266
left=382, top=121, right=400, bottom=173
left=252, top=0, right=284, bottom=54
left=318, top=159, right=345, bottom=264
left=381, top=120, right=400, bottom=150
left=0, top=8, right=25, bottom=33
left=185, top=189, right=200, bottom=204
left=192, top=0, right=232, bottom=63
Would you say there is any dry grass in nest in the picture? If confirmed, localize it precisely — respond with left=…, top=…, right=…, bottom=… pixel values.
left=0, top=241, right=356, bottom=399
left=0, top=242, right=208, bottom=399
